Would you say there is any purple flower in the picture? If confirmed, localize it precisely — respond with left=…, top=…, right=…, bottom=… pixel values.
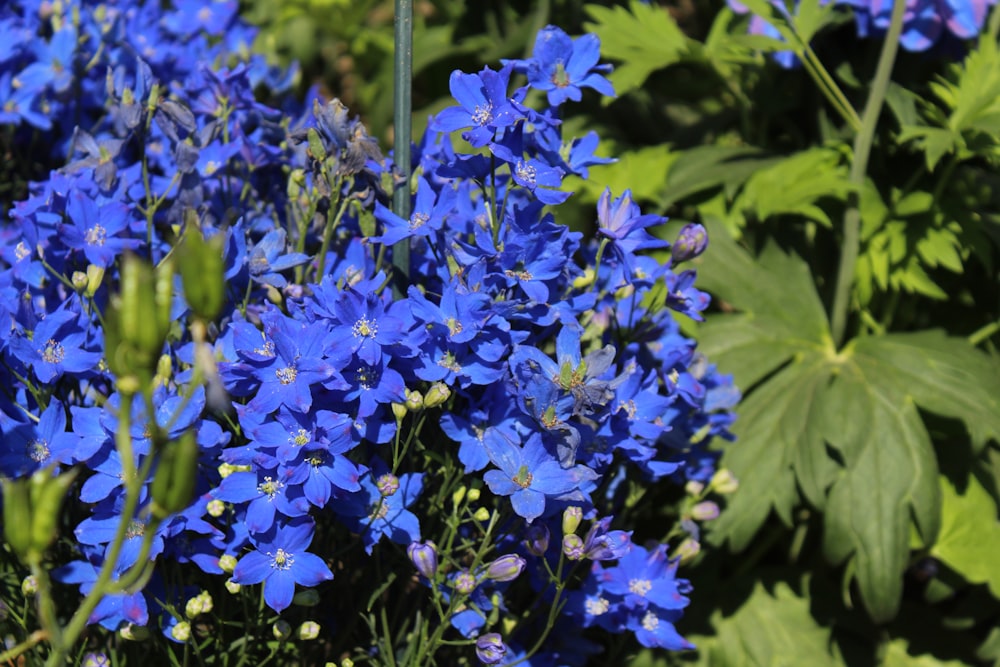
left=476, top=633, right=508, bottom=664
left=231, top=517, right=333, bottom=613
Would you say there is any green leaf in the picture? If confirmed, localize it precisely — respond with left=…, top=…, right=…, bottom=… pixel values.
left=852, top=331, right=1000, bottom=453
left=689, top=581, right=842, bottom=667
left=565, top=145, right=677, bottom=205
left=883, top=639, right=970, bottom=667
left=583, top=1, right=689, bottom=97
left=662, top=145, right=779, bottom=208
left=931, top=474, right=1000, bottom=599
left=821, top=374, right=939, bottom=623
left=735, top=147, right=854, bottom=227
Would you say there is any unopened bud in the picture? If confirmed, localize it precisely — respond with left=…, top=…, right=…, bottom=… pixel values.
left=709, top=469, right=739, bottom=494
left=119, top=623, right=150, bottom=641
left=562, top=506, right=583, bottom=535
left=405, top=389, right=423, bottom=411
left=177, top=217, right=225, bottom=321
left=473, top=507, right=490, bottom=522
left=376, top=473, right=399, bottom=496
left=562, top=534, right=585, bottom=560
left=690, top=501, right=720, bottom=521
left=298, top=621, right=321, bottom=640
left=466, top=488, right=481, bottom=502
left=476, top=633, right=508, bottom=665
left=273, top=619, right=292, bottom=640
left=423, top=382, right=451, bottom=408
left=391, top=402, right=408, bottom=421
left=150, top=431, right=199, bottom=519
left=407, top=541, right=439, bottom=579
left=171, top=621, right=191, bottom=642
left=484, top=555, right=525, bottom=582
left=225, top=579, right=241, bottom=594
left=685, top=480, right=705, bottom=496
left=207, top=499, right=225, bottom=517
left=675, top=537, right=701, bottom=564
left=21, top=575, right=38, bottom=596
left=453, top=571, right=477, bottom=594
left=671, top=222, right=708, bottom=263
left=524, top=524, right=550, bottom=556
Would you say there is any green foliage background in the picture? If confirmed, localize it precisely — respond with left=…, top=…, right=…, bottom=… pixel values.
left=243, top=0, right=1000, bottom=665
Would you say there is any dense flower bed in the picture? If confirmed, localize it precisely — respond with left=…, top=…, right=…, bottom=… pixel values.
left=0, top=2, right=739, bottom=664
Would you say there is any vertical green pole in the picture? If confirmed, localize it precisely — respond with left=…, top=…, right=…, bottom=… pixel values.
left=391, top=0, right=413, bottom=299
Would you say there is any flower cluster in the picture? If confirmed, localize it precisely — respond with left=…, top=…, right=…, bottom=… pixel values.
left=0, top=6, right=737, bottom=664
left=731, top=0, right=995, bottom=63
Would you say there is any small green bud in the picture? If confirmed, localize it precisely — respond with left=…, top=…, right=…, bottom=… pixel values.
left=562, top=506, right=583, bottom=536
left=225, top=579, right=241, bottom=595
left=170, top=621, right=191, bottom=643
left=466, top=488, right=480, bottom=502
left=2, top=477, right=34, bottom=563
left=106, top=256, right=172, bottom=384
left=391, top=402, right=407, bottom=422
left=709, top=469, right=739, bottom=495
left=423, top=382, right=451, bottom=408
left=207, top=499, right=226, bottom=518
left=473, top=507, right=490, bottom=522
left=405, top=389, right=423, bottom=411
left=219, top=555, right=238, bottom=573
left=684, top=480, right=705, bottom=497
left=452, top=485, right=466, bottom=506
left=150, top=431, right=199, bottom=519
left=21, top=575, right=38, bottom=596
left=306, top=128, right=327, bottom=162
left=675, top=537, right=701, bottom=564
left=273, top=619, right=292, bottom=640
left=28, top=466, right=78, bottom=558
left=85, top=264, right=105, bottom=296
left=176, top=221, right=226, bottom=321
left=72, top=271, right=89, bottom=292
left=298, top=621, right=321, bottom=640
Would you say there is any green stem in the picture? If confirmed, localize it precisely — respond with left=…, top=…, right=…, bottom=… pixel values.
left=829, top=0, right=907, bottom=348
left=968, top=318, right=1000, bottom=346
left=391, top=0, right=413, bottom=301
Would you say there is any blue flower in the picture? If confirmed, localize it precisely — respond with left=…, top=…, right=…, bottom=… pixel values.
left=596, top=188, right=669, bottom=284
left=0, top=404, right=80, bottom=477
left=337, top=463, right=424, bottom=553
left=483, top=433, right=595, bottom=523
left=431, top=64, right=528, bottom=148
left=231, top=517, right=333, bottom=612
left=9, top=307, right=101, bottom=383
left=506, top=25, right=615, bottom=107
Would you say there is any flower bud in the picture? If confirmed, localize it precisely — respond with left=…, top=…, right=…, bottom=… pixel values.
left=562, top=506, right=583, bottom=536
left=171, top=621, right=191, bottom=642
left=376, top=473, right=399, bottom=496
left=273, top=619, right=292, bottom=640
left=176, top=216, right=225, bottom=322
left=85, top=264, right=105, bottom=297
left=27, top=466, right=78, bottom=561
left=709, top=469, right=739, bottom=494
left=293, top=589, right=321, bottom=607
left=206, top=499, right=226, bottom=517
left=150, top=431, right=199, bottom=519
left=185, top=596, right=204, bottom=619
left=391, top=402, right=408, bottom=421
left=473, top=507, right=490, bottom=522
left=105, top=255, right=173, bottom=384
left=671, top=222, right=708, bottom=263
left=72, top=271, right=89, bottom=292
left=562, top=534, right=585, bottom=561
left=2, top=477, right=33, bottom=564
left=475, top=633, right=508, bottom=665
left=407, top=541, right=439, bottom=580
left=82, top=652, right=110, bottom=667
left=423, top=382, right=451, bottom=408
left=684, top=480, right=705, bottom=497
left=298, top=621, right=321, bottom=640
left=524, top=524, right=550, bottom=556
left=225, top=579, right=241, bottom=594
left=453, top=571, right=477, bottom=594
left=405, top=389, right=423, bottom=411
left=22, top=575, right=38, bottom=596
left=484, top=555, right=525, bottom=582
left=466, top=488, right=481, bottom=503
left=690, top=501, right=720, bottom=521
left=675, top=537, right=701, bottom=564
left=452, top=485, right=466, bottom=507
